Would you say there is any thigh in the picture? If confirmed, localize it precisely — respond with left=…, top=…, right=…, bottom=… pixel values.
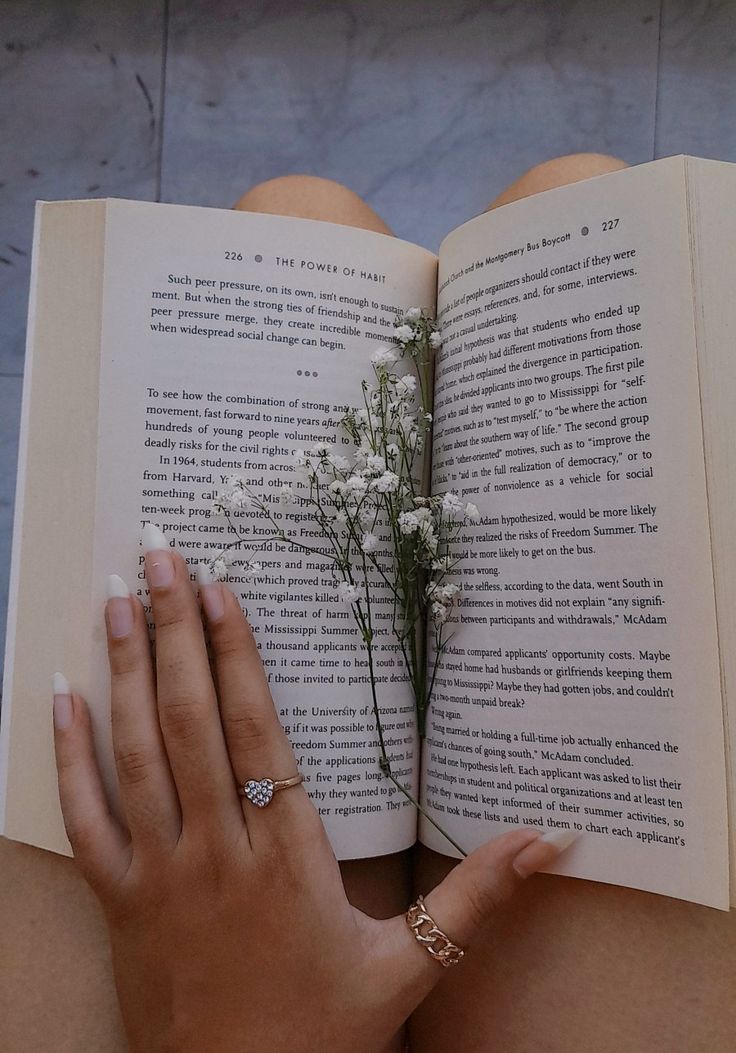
left=0, top=838, right=125, bottom=1052
left=411, top=847, right=736, bottom=1052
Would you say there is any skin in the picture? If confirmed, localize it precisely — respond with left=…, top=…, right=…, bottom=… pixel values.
left=52, top=541, right=567, bottom=1052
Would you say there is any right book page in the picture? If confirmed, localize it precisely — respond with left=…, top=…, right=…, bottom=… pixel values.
left=420, top=156, right=731, bottom=909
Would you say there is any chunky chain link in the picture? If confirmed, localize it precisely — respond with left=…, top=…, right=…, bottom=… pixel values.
left=406, top=895, right=465, bottom=968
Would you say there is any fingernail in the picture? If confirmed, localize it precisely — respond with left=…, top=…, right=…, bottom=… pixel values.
left=512, top=829, right=581, bottom=879
left=539, top=829, right=579, bottom=852
left=142, top=522, right=174, bottom=588
left=52, top=671, right=73, bottom=730
left=107, top=574, right=133, bottom=638
left=197, top=562, right=225, bottom=622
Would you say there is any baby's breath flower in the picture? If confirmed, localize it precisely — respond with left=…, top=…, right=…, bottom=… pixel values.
left=429, top=330, right=442, bottom=349
left=427, top=582, right=460, bottom=604
left=371, top=345, right=398, bottom=368
left=361, top=532, right=380, bottom=554
left=441, top=492, right=464, bottom=518
left=431, top=601, right=449, bottom=623
left=327, top=453, right=351, bottom=472
left=395, top=374, right=417, bottom=397
left=336, top=581, right=361, bottom=604
left=404, top=307, right=422, bottom=321
left=346, top=475, right=368, bottom=496
left=465, top=502, right=481, bottom=522
left=366, top=454, right=386, bottom=473
left=211, top=555, right=230, bottom=580
left=228, top=488, right=252, bottom=510
left=399, top=511, right=420, bottom=534
left=278, top=483, right=295, bottom=504
left=241, top=560, right=263, bottom=579
left=372, top=471, right=400, bottom=494
left=328, top=479, right=347, bottom=496
left=394, top=324, right=414, bottom=344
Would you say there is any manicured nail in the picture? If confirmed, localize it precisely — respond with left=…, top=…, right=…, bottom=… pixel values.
left=512, top=829, right=581, bottom=879
left=539, top=829, right=579, bottom=852
left=52, top=671, right=73, bottom=730
left=107, top=574, right=134, bottom=638
left=197, top=562, right=225, bottom=622
left=142, top=523, right=174, bottom=588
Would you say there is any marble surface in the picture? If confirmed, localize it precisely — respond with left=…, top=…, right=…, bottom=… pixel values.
left=1, top=0, right=736, bottom=659
left=161, top=0, right=661, bottom=249
left=657, top=0, right=736, bottom=160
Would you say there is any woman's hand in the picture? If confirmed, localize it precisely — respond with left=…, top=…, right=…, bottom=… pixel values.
left=52, top=527, right=570, bottom=1053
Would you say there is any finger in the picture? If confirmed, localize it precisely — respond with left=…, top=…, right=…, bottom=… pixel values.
left=106, top=574, right=181, bottom=847
left=197, top=565, right=317, bottom=844
left=143, top=524, right=241, bottom=829
left=378, top=828, right=578, bottom=1006
left=53, top=673, right=130, bottom=891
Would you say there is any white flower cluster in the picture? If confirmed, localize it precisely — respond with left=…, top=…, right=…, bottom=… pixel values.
left=213, top=475, right=254, bottom=515
left=390, top=307, right=442, bottom=359
left=211, top=309, right=477, bottom=642
left=208, top=550, right=264, bottom=581
left=426, top=580, right=460, bottom=625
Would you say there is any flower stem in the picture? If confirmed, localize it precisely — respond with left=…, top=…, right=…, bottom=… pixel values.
left=379, top=758, right=468, bottom=858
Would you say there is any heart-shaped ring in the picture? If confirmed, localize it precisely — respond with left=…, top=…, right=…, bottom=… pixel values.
left=243, top=779, right=274, bottom=807
left=238, top=773, right=304, bottom=808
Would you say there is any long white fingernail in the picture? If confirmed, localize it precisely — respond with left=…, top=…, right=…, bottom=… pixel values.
left=197, top=561, right=225, bottom=621
left=539, top=829, right=580, bottom=852
left=52, top=671, right=73, bottom=729
left=107, top=574, right=134, bottom=638
left=52, top=671, right=71, bottom=696
left=142, top=522, right=169, bottom=552
left=196, top=561, right=214, bottom=585
left=142, top=524, right=175, bottom=588
left=512, top=828, right=580, bottom=879
left=107, top=573, right=130, bottom=598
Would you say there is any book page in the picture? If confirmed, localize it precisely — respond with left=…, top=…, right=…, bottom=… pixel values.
left=687, top=158, right=736, bottom=904
left=5, top=199, right=437, bottom=860
left=420, top=157, right=730, bottom=908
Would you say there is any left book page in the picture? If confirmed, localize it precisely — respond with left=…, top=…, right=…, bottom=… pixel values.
left=1, top=198, right=438, bottom=860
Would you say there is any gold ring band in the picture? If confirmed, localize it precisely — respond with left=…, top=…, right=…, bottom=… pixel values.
left=406, top=895, right=465, bottom=968
left=238, top=774, right=304, bottom=808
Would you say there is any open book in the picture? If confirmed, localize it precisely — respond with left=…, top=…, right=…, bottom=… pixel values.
left=2, top=156, right=734, bottom=910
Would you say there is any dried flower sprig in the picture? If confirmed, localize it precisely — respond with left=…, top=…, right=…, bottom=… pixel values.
left=208, top=309, right=479, bottom=855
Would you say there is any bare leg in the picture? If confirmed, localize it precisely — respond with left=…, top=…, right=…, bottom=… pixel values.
left=410, top=153, right=736, bottom=1053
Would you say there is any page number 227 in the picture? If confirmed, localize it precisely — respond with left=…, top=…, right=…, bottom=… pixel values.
left=602, top=218, right=620, bottom=231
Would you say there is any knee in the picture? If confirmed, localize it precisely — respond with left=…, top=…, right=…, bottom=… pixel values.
left=488, top=152, right=629, bottom=210
left=233, top=175, right=393, bottom=235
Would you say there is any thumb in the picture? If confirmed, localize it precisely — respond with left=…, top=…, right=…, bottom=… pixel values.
left=377, top=827, right=577, bottom=1013
left=421, top=827, right=578, bottom=953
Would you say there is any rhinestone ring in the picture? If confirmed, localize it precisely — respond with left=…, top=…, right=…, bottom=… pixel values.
left=238, top=773, right=304, bottom=808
